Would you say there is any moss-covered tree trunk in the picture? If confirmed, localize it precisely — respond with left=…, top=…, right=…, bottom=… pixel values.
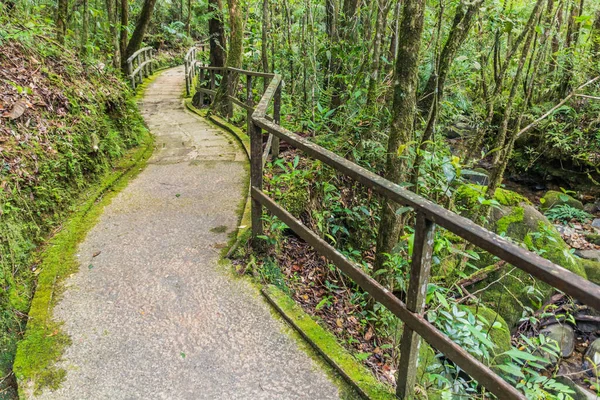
left=559, top=0, right=585, bottom=97
left=419, top=0, right=480, bottom=114
left=81, top=0, right=89, bottom=56
left=105, top=0, right=121, bottom=68
left=211, top=0, right=243, bottom=117
left=119, top=0, right=128, bottom=68
left=374, top=0, right=427, bottom=282
left=123, top=0, right=158, bottom=70
left=366, top=0, right=392, bottom=107
left=329, top=0, right=359, bottom=110
left=208, top=0, right=227, bottom=68
left=591, top=10, right=600, bottom=73
left=56, top=0, right=68, bottom=44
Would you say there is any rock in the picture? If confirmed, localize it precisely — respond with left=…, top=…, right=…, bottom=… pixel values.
left=586, top=233, right=600, bottom=246
left=456, top=185, right=588, bottom=328
left=592, top=219, right=600, bottom=230
left=555, top=224, right=576, bottom=236
left=576, top=249, right=600, bottom=262
left=465, top=305, right=511, bottom=357
left=444, top=121, right=474, bottom=139
left=584, top=202, right=600, bottom=214
left=581, top=258, right=600, bottom=286
left=540, top=190, right=584, bottom=212
left=583, top=338, right=600, bottom=377
left=556, top=376, right=599, bottom=400
left=539, top=323, right=575, bottom=361
left=461, top=169, right=489, bottom=186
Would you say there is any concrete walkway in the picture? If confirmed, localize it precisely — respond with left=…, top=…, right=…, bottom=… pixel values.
left=36, top=66, right=340, bottom=399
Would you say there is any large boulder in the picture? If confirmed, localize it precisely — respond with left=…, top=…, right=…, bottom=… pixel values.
left=455, top=185, right=588, bottom=327
left=540, top=190, right=584, bottom=211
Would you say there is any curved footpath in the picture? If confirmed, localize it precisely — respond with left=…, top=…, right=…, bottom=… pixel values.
left=32, top=66, right=340, bottom=399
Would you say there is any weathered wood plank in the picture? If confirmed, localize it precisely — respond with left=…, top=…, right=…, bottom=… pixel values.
left=251, top=187, right=524, bottom=399
left=396, top=213, right=435, bottom=398
left=252, top=115, right=600, bottom=312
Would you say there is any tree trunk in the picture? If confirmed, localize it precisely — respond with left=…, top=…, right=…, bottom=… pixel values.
left=208, top=0, right=227, bottom=68
left=330, top=0, right=360, bottom=110
left=261, top=0, right=270, bottom=74
left=105, top=0, right=121, bottom=68
left=593, top=10, right=600, bottom=73
left=186, top=0, right=192, bottom=36
left=559, top=0, right=585, bottom=97
left=419, top=0, right=480, bottom=113
left=374, top=0, right=427, bottom=282
left=212, top=0, right=243, bottom=117
left=366, top=0, right=392, bottom=107
left=119, top=0, right=128, bottom=68
left=124, top=0, right=158, bottom=68
left=489, top=2, right=542, bottom=165
left=81, top=0, right=89, bottom=56
left=387, top=0, right=401, bottom=70
left=56, top=0, right=68, bottom=44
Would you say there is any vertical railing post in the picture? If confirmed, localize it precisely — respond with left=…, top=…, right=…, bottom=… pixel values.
left=396, top=212, right=436, bottom=398
left=198, top=67, right=205, bottom=106
left=185, top=55, right=190, bottom=97
left=250, top=120, right=264, bottom=242
left=246, top=74, right=253, bottom=134
left=149, top=49, right=154, bottom=75
left=137, top=55, right=143, bottom=84
left=128, top=59, right=134, bottom=89
left=272, top=82, right=281, bottom=158
left=226, top=69, right=234, bottom=118
left=210, top=70, right=215, bottom=101
left=141, top=50, right=147, bottom=78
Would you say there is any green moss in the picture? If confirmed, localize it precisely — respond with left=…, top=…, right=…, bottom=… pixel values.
left=455, top=184, right=530, bottom=211
left=581, top=258, right=600, bottom=285
left=13, top=131, right=154, bottom=396
left=263, top=285, right=394, bottom=399
left=465, top=305, right=511, bottom=356
left=210, top=225, right=228, bottom=234
left=496, top=207, right=524, bottom=234
left=539, top=190, right=584, bottom=211
left=585, top=233, right=600, bottom=246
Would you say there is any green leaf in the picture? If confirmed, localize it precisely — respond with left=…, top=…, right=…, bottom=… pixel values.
left=496, top=363, right=525, bottom=378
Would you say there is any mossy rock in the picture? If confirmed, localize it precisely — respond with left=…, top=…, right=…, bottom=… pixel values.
left=455, top=184, right=531, bottom=211
left=585, top=233, right=600, bottom=246
left=454, top=185, right=587, bottom=328
left=465, top=305, right=511, bottom=357
left=540, top=190, right=584, bottom=211
left=581, top=258, right=600, bottom=286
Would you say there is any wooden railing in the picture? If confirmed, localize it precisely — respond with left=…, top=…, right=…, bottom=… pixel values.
left=187, top=47, right=600, bottom=399
left=184, top=44, right=208, bottom=97
left=126, top=47, right=155, bottom=90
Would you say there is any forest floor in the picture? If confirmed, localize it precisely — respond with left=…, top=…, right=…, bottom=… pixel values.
left=21, top=67, right=342, bottom=399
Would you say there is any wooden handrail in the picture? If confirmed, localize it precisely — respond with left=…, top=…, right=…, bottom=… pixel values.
left=185, top=46, right=600, bottom=399
left=127, top=47, right=155, bottom=90
left=126, top=46, right=153, bottom=64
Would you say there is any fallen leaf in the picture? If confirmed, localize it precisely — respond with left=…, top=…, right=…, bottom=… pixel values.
left=92, top=251, right=101, bottom=258
left=365, top=327, right=373, bottom=341
left=336, top=318, right=343, bottom=328
left=5, top=99, right=28, bottom=120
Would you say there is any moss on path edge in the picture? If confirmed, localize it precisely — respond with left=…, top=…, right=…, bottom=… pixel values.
left=262, top=285, right=394, bottom=400
left=13, top=129, right=154, bottom=397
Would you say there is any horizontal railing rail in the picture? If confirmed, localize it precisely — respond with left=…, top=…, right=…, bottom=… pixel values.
left=126, top=46, right=155, bottom=90
left=186, top=47, right=600, bottom=399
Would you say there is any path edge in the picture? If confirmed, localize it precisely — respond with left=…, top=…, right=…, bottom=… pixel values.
left=183, top=99, right=252, bottom=257
left=261, top=285, right=395, bottom=400
left=13, top=128, right=154, bottom=398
